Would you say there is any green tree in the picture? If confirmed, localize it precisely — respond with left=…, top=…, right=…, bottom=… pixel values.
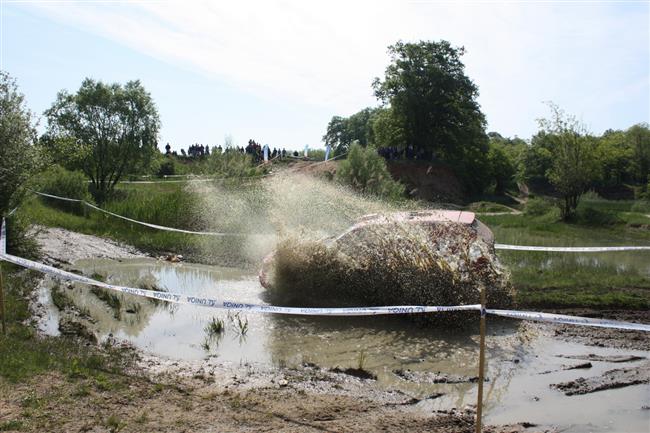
left=487, top=140, right=516, bottom=195
left=323, top=108, right=377, bottom=154
left=372, top=40, right=489, bottom=193
left=626, top=123, right=650, bottom=185
left=0, top=71, right=41, bottom=216
left=522, top=131, right=554, bottom=188
left=595, top=129, right=633, bottom=187
left=44, top=78, right=160, bottom=203
left=372, top=107, right=406, bottom=150
left=538, top=103, right=598, bottom=220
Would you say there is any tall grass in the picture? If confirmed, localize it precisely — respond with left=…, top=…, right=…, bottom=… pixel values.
left=105, top=185, right=198, bottom=229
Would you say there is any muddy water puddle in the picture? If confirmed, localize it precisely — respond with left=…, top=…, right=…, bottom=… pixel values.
left=40, top=258, right=649, bottom=433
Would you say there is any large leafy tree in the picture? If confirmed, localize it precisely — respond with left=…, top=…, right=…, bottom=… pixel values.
left=323, top=107, right=377, bottom=153
left=44, top=78, right=160, bottom=203
left=626, top=123, right=650, bottom=185
left=538, top=103, right=598, bottom=220
left=0, top=71, right=41, bottom=216
left=372, top=40, right=490, bottom=193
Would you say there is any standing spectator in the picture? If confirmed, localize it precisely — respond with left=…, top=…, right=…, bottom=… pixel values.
left=263, top=143, right=270, bottom=163
left=325, top=143, right=331, bottom=161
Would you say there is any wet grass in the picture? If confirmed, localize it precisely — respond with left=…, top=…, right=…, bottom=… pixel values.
left=482, top=201, right=650, bottom=310
left=90, top=287, right=122, bottom=320
left=20, top=195, right=199, bottom=257
left=204, top=317, right=225, bottom=337
left=0, top=268, right=134, bottom=384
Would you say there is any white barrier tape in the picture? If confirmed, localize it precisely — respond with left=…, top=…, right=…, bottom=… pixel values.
left=83, top=202, right=243, bottom=237
left=0, top=215, right=648, bottom=327
left=487, top=309, right=650, bottom=332
left=7, top=207, right=18, bottom=217
left=0, top=249, right=480, bottom=316
left=34, top=191, right=83, bottom=203
left=32, top=191, right=242, bottom=237
left=494, top=244, right=650, bottom=252
left=1, top=217, right=5, bottom=255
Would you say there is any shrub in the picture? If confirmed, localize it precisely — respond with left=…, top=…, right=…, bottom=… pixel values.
left=575, top=205, right=621, bottom=226
left=5, top=215, right=39, bottom=259
left=39, top=165, right=91, bottom=213
left=630, top=200, right=650, bottom=214
left=204, top=151, right=258, bottom=178
left=524, top=197, right=554, bottom=216
left=335, top=142, right=404, bottom=200
left=157, top=159, right=175, bottom=177
left=0, top=71, right=43, bottom=217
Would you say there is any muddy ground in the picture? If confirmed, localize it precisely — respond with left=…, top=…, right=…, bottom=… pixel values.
left=2, top=226, right=648, bottom=432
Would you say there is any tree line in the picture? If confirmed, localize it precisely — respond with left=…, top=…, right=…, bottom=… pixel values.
left=323, top=40, right=649, bottom=219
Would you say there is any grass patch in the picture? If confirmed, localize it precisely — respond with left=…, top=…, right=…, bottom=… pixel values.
left=467, top=201, right=517, bottom=213
left=204, top=317, right=225, bottom=337
left=0, top=420, right=23, bottom=431
left=0, top=270, right=133, bottom=383
left=50, top=282, right=74, bottom=311
left=518, top=287, right=649, bottom=309
left=483, top=200, right=650, bottom=309
left=20, top=195, right=198, bottom=258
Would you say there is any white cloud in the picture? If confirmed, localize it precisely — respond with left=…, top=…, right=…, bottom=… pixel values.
left=19, top=0, right=650, bottom=139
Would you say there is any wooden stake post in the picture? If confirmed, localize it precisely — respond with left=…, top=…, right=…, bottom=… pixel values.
left=475, top=284, right=487, bottom=433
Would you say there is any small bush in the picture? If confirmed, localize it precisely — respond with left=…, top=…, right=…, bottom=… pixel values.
left=335, top=142, right=404, bottom=200
left=630, top=200, right=650, bottom=214
left=157, top=159, right=175, bottom=177
left=524, top=197, right=554, bottom=216
left=575, top=205, right=621, bottom=226
left=39, top=165, right=91, bottom=213
left=581, top=190, right=603, bottom=201
left=5, top=214, right=40, bottom=259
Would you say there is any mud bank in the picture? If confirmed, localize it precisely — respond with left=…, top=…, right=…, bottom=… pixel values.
left=32, top=225, right=145, bottom=264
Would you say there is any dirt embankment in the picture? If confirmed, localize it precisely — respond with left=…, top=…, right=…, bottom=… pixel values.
left=387, top=162, right=464, bottom=203
left=285, top=159, right=466, bottom=203
left=32, top=225, right=144, bottom=265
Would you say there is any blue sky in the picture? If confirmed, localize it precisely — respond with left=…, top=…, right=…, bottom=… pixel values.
left=2, top=1, right=648, bottom=152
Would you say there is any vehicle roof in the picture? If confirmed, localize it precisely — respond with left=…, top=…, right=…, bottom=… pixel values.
left=334, top=210, right=477, bottom=242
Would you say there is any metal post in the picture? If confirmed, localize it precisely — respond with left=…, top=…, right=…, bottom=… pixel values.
left=475, top=284, right=487, bottom=433
left=0, top=263, right=6, bottom=336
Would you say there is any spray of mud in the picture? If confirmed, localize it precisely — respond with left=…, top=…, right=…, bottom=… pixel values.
left=188, top=172, right=513, bottom=320
left=188, top=172, right=409, bottom=266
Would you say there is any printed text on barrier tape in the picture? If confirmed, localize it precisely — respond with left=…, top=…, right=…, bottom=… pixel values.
left=3, top=248, right=648, bottom=329
left=0, top=226, right=479, bottom=316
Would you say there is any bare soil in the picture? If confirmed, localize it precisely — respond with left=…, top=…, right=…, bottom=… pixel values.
left=0, top=370, right=544, bottom=433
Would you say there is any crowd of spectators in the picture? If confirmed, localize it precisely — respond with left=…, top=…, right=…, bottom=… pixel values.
left=163, top=140, right=287, bottom=163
